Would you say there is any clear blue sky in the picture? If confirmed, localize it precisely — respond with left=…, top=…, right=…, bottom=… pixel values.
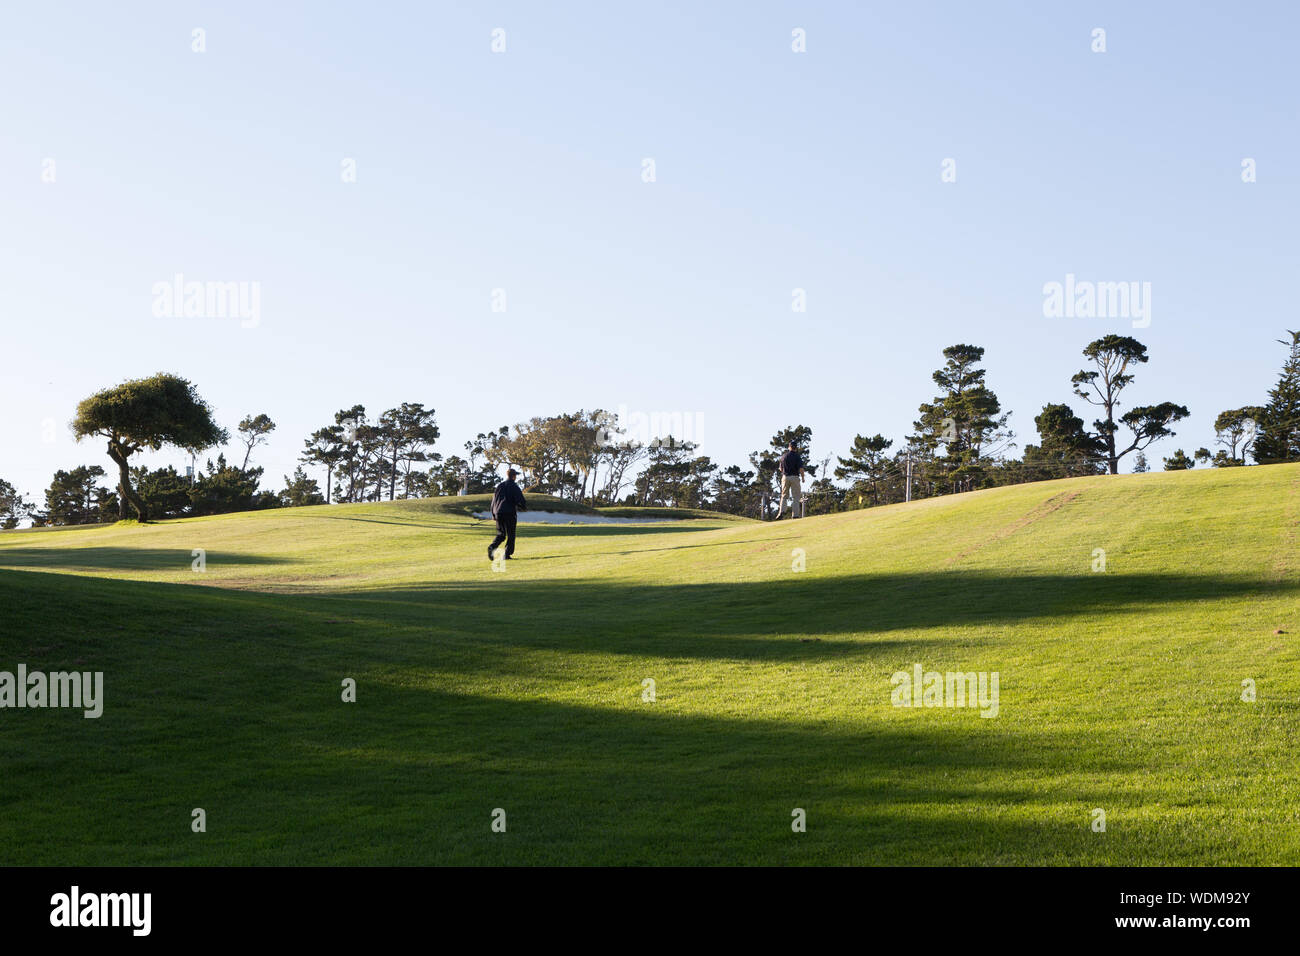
left=2, top=1, right=1296, bottom=500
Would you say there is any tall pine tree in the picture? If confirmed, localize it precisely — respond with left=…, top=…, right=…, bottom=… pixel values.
left=1253, top=330, right=1300, bottom=464
left=911, top=344, right=1011, bottom=493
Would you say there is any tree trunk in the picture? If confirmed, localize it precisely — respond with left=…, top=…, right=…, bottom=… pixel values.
left=107, top=443, right=148, bottom=521
left=1103, top=388, right=1119, bottom=474
left=325, top=465, right=332, bottom=504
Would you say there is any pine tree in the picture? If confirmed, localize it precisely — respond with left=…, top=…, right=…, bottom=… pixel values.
left=280, top=466, right=325, bottom=507
left=911, top=344, right=1012, bottom=493
left=43, top=465, right=113, bottom=524
left=834, top=434, right=894, bottom=505
left=0, top=478, right=35, bottom=529
left=1254, top=330, right=1300, bottom=464
left=1021, top=403, right=1106, bottom=479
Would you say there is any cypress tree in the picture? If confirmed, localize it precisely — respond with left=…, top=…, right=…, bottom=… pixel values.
left=1254, top=331, right=1300, bottom=464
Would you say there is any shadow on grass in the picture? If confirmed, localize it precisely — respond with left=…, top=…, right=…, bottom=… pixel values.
left=0, top=658, right=1171, bottom=865
left=0, top=567, right=1284, bottom=863
left=277, top=686, right=1147, bottom=865
left=0, top=547, right=290, bottom=572
left=3, top=566, right=1289, bottom=666
left=350, top=570, right=1295, bottom=650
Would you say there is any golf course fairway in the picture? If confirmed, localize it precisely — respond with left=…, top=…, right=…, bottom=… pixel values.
left=2, top=463, right=1297, bottom=865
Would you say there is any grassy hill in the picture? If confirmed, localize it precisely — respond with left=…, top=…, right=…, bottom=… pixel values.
left=1, top=465, right=1297, bottom=865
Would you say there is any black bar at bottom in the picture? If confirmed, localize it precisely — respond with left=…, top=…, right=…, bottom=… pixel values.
left=0, top=866, right=1291, bottom=942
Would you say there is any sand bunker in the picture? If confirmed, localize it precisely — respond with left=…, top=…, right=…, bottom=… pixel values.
left=472, top=511, right=674, bottom=524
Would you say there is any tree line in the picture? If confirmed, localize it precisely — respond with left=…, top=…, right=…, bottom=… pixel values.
left=3, top=330, right=1298, bottom=528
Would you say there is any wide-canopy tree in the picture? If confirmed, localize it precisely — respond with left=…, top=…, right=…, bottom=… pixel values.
left=377, top=402, right=440, bottom=501
left=237, top=413, right=277, bottom=471
left=1071, top=336, right=1187, bottom=473
left=1213, top=406, right=1267, bottom=466
left=1117, top=401, right=1191, bottom=465
left=73, top=373, right=227, bottom=521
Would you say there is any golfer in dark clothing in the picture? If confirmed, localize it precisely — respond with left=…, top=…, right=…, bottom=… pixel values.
left=488, top=469, right=528, bottom=560
left=775, top=441, right=806, bottom=519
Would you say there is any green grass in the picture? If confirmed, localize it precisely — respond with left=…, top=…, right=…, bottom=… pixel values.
left=1, top=466, right=1298, bottom=865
